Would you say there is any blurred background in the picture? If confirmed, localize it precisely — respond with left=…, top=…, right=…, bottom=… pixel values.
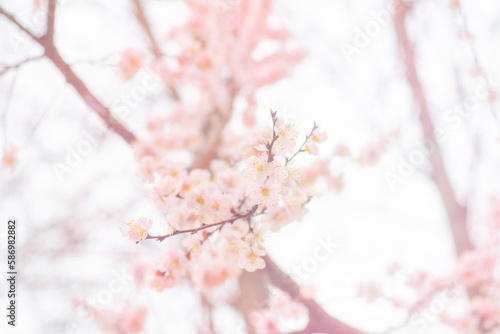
left=1, top=0, right=500, bottom=333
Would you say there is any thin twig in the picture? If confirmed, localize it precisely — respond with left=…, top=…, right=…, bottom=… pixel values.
left=266, top=110, right=279, bottom=162
left=286, top=122, right=318, bottom=165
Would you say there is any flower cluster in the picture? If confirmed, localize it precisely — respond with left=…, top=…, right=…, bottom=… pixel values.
left=132, top=0, right=306, bottom=162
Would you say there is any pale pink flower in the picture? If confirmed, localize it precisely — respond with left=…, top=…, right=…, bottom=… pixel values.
left=138, top=156, right=157, bottom=183
left=221, top=218, right=250, bottom=240
left=261, top=207, right=291, bottom=232
left=304, top=128, right=327, bottom=155
left=161, top=248, right=189, bottom=277
left=251, top=311, right=280, bottom=334
left=311, top=128, right=327, bottom=144
left=299, top=285, right=315, bottom=299
left=334, top=144, right=350, bottom=157
left=1, top=146, right=17, bottom=171
left=245, top=223, right=269, bottom=249
left=238, top=247, right=266, bottom=272
left=275, top=115, right=299, bottom=154
left=192, top=255, right=239, bottom=292
left=243, top=153, right=277, bottom=183
left=118, top=49, right=144, bottom=80
left=387, top=262, right=401, bottom=276
left=455, top=249, right=496, bottom=288
left=148, top=271, right=180, bottom=291
left=488, top=196, right=500, bottom=230
left=471, top=297, right=500, bottom=329
left=182, top=236, right=203, bottom=258
left=452, top=315, right=480, bottom=334
left=116, top=306, right=148, bottom=333
left=357, top=281, right=382, bottom=302
left=406, top=271, right=429, bottom=290
left=157, top=159, right=187, bottom=179
left=248, top=181, right=282, bottom=207
left=151, top=175, right=184, bottom=200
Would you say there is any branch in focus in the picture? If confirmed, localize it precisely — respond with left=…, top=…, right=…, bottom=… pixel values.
left=145, top=205, right=259, bottom=242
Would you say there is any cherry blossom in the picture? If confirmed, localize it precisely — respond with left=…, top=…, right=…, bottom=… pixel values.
left=119, top=216, right=153, bottom=242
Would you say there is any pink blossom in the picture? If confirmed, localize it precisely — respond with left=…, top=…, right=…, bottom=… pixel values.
left=238, top=246, right=266, bottom=272
left=119, top=216, right=153, bottom=242
left=454, top=249, right=496, bottom=288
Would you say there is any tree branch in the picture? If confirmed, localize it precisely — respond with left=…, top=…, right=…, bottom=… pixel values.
left=0, top=55, right=44, bottom=76
left=393, top=0, right=473, bottom=255
left=132, top=0, right=161, bottom=59
left=0, top=6, right=137, bottom=144
left=0, top=7, right=41, bottom=42
left=264, top=257, right=366, bottom=334
left=44, top=0, right=56, bottom=43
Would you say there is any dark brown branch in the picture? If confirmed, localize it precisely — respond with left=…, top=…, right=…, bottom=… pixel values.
left=393, top=0, right=473, bottom=255
left=0, top=6, right=137, bottom=144
left=0, top=7, right=41, bottom=42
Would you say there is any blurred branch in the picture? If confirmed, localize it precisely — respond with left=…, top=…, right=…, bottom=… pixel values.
left=44, top=0, right=56, bottom=43
left=0, top=6, right=137, bottom=144
left=0, top=55, right=44, bottom=76
left=393, top=0, right=473, bottom=255
left=132, top=0, right=161, bottom=59
left=0, top=7, right=41, bottom=41
left=234, top=257, right=366, bottom=334
left=265, top=257, right=366, bottom=334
